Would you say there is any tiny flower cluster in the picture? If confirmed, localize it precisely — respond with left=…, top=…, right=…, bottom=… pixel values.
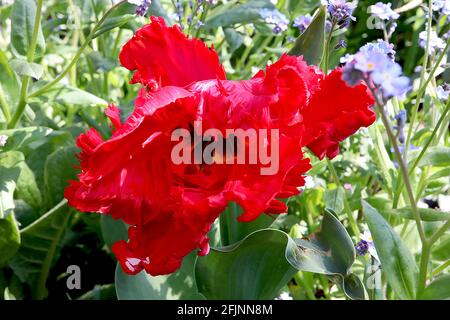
left=369, top=2, right=399, bottom=37
left=325, top=0, right=356, bottom=28
left=437, top=83, right=449, bottom=100
left=432, top=0, right=450, bottom=16
left=127, top=0, right=152, bottom=16
left=419, top=29, right=446, bottom=55
left=259, top=8, right=289, bottom=35
left=293, top=14, right=312, bottom=33
left=342, top=40, right=410, bottom=102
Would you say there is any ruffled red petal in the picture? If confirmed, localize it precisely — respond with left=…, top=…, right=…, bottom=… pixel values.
left=119, top=16, right=226, bottom=89
left=302, top=68, right=376, bottom=159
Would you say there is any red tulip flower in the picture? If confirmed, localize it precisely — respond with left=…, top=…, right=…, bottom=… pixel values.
left=65, top=17, right=375, bottom=276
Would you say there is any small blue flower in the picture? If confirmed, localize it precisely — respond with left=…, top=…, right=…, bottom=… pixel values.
left=395, top=110, right=407, bottom=144
left=433, top=0, right=450, bottom=15
left=419, top=30, right=446, bottom=55
left=342, top=62, right=364, bottom=86
left=371, top=63, right=410, bottom=99
left=342, top=40, right=410, bottom=101
left=437, top=84, right=449, bottom=101
left=259, top=8, right=289, bottom=35
left=355, top=239, right=369, bottom=256
left=334, top=39, right=347, bottom=49
left=293, top=15, right=312, bottom=33
left=370, top=2, right=400, bottom=20
left=326, top=0, right=356, bottom=28
left=128, top=0, right=152, bottom=16
left=360, top=40, right=396, bottom=60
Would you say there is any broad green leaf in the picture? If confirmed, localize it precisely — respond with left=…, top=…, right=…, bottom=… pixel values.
left=115, top=253, right=203, bottom=300
left=324, top=187, right=345, bottom=215
left=195, top=229, right=298, bottom=300
left=418, top=274, right=450, bottom=300
left=0, top=49, right=20, bottom=111
left=429, top=167, right=450, bottom=180
left=8, top=200, right=70, bottom=299
left=432, top=233, right=449, bottom=261
left=0, top=126, right=52, bottom=152
left=363, top=201, right=418, bottom=300
left=26, top=130, right=74, bottom=191
left=292, top=209, right=355, bottom=275
left=224, top=28, right=245, bottom=53
left=9, top=59, right=43, bottom=79
left=290, top=209, right=365, bottom=300
left=389, top=207, right=450, bottom=222
left=44, top=146, right=79, bottom=207
left=219, top=202, right=275, bottom=246
left=101, top=214, right=128, bottom=251
left=32, top=84, right=108, bottom=106
left=87, top=52, right=117, bottom=72
left=418, top=147, right=450, bottom=167
left=0, top=150, right=41, bottom=210
left=0, top=214, right=20, bottom=266
left=289, top=6, right=326, bottom=65
left=10, top=0, right=46, bottom=58
left=204, top=0, right=275, bottom=29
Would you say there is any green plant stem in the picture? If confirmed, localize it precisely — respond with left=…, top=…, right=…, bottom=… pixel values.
left=7, top=0, right=44, bottom=129
left=432, top=260, right=450, bottom=276
left=326, top=159, right=360, bottom=239
left=429, top=220, right=450, bottom=245
left=404, top=0, right=433, bottom=156
left=321, top=21, right=336, bottom=73
left=368, top=87, right=427, bottom=244
left=405, top=37, right=450, bottom=154
left=27, top=0, right=126, bottom=99
left=418, top=242, right=431, bottom=295
left=0, top=86, right=11, bottom=123
left=393, top=97, right=450, bottom=208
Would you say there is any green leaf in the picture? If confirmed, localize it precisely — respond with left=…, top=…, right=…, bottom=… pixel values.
left=0, top=126, right=53, bottom=152
left=44, top=146, right=79, bottom=208
left=324, top=187, right=345, bottom=215
left=204, top=0, right=275, bottom=29
left=418, top=274, right=450, bottom=300
left=292, top=209, right=355, bottom=275
left=9, top=59, right=44, bottom=79
left=26, top=130, right=74, bottom=191
left=363, top=201, right=418, bottom=299
left=8, top=200, right=70, bottom=299
left=101, top=214, right=128, bottom=251
left=32, top=84, right=108, bottom=106
left=289, top=6, right=326, bottom=65
left=93, top=14, right=134, bottom=39
left=390, top=207, right=450, bottom=222
left=0, top=49, right=20, bottom=110
left=224, top=28, right=245, bottom=53
left=219, top=202, right=275, bottom=246
left=418, top=147, right=450, bottom=167
left=290, top=209, right=365, bottom=300
left=0, top=150, right=42, bottom=210
left=195, top=229, right=298, bottom=300
left=0, top=214, right=20, bottom=266
left=115, top=253, right=203, bottom=300
left=10, top=0, right=46, bottom=58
